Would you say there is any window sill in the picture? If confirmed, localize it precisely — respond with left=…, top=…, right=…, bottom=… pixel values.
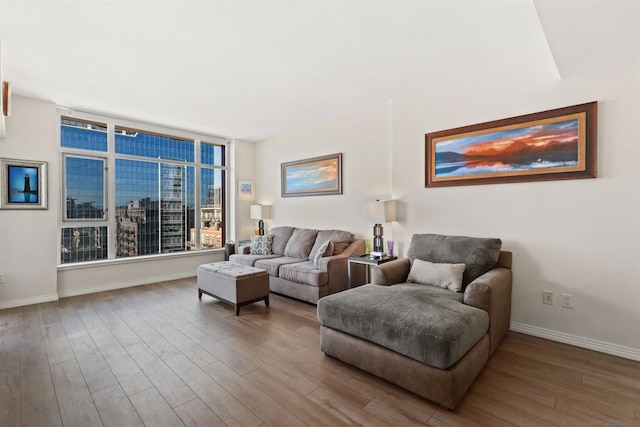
left=57, top=248, right=224, bottom=271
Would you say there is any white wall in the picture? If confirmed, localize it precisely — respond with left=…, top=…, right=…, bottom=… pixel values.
left=0, top=96, right=59, bottom=307
left=254, top=103, right=393, bottom=241
left=392, top=53, right=640, bottom=353
left=57, top=253, right=222, bottom=298
left=252, top=53, right=640, bottom=357
left=230, top=139, right=258, bottom=242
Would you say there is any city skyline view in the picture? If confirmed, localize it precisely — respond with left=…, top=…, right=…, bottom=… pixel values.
left=60, top=117, right=226, bottom=263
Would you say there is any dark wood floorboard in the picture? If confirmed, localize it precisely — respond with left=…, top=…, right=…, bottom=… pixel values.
left=0, top=277, right=638, bottom=426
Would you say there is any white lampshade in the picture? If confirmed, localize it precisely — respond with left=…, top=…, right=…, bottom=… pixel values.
left=250, top=204, right=271, bottom=220
left=361, top=200, right=396, bottom=223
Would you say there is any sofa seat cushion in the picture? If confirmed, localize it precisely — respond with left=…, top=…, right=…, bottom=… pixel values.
left=391, top=283, right=464, bottom=303
left=229, top=254, right=280, bottom=267
left=280, top=261, right=328, bottom=287
left=255, top=257, right=305, bottom=277
left=317, top=284, right=489, bottom=369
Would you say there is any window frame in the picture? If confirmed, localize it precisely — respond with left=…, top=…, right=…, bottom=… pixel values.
left=61, top=152, right=109, bottom=222
left=58, top=108, right=229, bottom=266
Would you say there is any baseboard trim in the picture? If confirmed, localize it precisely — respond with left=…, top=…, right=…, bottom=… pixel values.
left=510, top=322, right=640, bottom=362
left=58, top=272, right=196, bottom=298
left=0, top=293, right=59, bottom=309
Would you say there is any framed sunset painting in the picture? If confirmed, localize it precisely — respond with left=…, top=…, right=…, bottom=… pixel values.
left=281, top=153, right=342, bottom=197
left=425, top=102, right=597, bottom=187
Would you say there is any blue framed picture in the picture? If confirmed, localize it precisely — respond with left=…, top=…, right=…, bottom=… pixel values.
left=1, top=158, right=48, bottom=209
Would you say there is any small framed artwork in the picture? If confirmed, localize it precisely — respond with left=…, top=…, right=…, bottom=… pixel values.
left=0, top=158, right=48, bottom=209
left=425, top=102, right=597, bottom=187
left=281, top=153, right=342, bottom=197
left=238, top=180, right=254, bottom=199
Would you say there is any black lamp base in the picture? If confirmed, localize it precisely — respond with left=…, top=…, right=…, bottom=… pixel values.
left=258, top=219, right=265, bottom=236
left=372, top=223, right=384, bottom=255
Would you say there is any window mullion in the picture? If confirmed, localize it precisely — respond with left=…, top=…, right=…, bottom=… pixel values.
left=107, top=123, right=116, bottom=260
left=194, top=140, right=201, bottom=251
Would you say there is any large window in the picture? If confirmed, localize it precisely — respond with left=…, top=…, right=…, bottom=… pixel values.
left=60, top=115, right=227, bottom=265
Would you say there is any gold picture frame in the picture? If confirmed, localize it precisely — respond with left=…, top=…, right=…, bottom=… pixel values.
left=425, top=102, right=597, bottom=187
left=281, top=153, right=342, bottom=197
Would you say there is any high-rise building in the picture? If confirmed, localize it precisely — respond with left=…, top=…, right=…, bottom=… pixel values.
left=196, top=184, right=223, bottom=248
left=115, top=198, right=160, bottom=257
left=160, top=164, right=186, bottom=253
left=208, top=184, right=222, bottom=206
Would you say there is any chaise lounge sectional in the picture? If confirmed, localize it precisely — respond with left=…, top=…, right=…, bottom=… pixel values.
left=317, top=233, right=512, bottom=408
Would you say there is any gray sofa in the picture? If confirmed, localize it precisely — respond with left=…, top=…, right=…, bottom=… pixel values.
left=317, top=233, right=512, bottom=408
left=230, top=226, right=365, bottom=304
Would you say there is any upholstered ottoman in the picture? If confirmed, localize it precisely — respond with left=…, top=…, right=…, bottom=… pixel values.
left=197, top=261, right=269, bottom=315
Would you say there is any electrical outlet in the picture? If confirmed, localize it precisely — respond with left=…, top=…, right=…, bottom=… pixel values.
left=543, top=290, right=553, bottom=305
left=562, top=293, right=573, bottom=308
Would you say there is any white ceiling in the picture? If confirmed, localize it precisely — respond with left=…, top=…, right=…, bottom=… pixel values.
left=0, top=1, right=638, bottom=142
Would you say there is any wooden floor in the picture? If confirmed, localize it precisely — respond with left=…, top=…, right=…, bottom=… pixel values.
left=1, top=279, right=639, bottom=427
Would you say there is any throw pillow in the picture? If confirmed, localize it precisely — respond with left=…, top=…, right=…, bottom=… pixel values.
left=313, top=240, right=334, bottom=268
left=250, top=235, right=273, bottom=255
left=406, top=234, right=501, bottom=290
left=407, top=259, right=466, bottom=292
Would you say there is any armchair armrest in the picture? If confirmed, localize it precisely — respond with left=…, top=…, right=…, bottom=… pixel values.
left=463, top=267, right=512, bottom=355
left=370, top=258, right=411, bottom=286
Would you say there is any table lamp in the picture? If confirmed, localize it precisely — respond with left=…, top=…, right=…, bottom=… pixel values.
left=361, top=200, right=396, bottom=256
left=250, top=204, right=271, bottom=235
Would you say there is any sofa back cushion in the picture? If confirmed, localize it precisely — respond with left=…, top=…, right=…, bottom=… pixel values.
left=407, top=234, right=501, bottom=289
left=284, top=228, right=319, bottom=259
left=270, top=226, right=295, bottom=255
left=308, top=229, right=354, bottom=260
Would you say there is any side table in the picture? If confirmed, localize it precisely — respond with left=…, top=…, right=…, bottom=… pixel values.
left=347, top=254, right=398, bottom=288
